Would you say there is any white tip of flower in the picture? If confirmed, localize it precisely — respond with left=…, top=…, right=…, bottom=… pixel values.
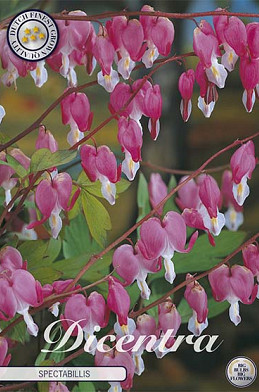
left=4, top=189, right=12, bottom=208
left=30, top=61, right=48, bottom=88
left=148, top=118, right=160, bottom=140
left=134, top=353, right=145, bottom=376
left=222, top=45, right=238, bottom=72
left=137, top=278, right=151, bottom=300
left=142, top=47, right=159, bottom=69
left=163, top=258, right=176, bottom=284
left=206, top=58, right=228, bottom=89
left=49, top=302, right=60, bottom=317
left=67, top=66, right=78, bottom=87
left=114, top=317, right=136, bottom=337
left=225, top=206, right=244, bottom=231
left=67, top=126, right=84, bottom=147
left=19, top=309, right=39, bottom=337
left=210, top=211, right=225, bottom=236
left=229, top=301, right=241, bottom=326
left=242, top=89, right=255, bottom=113
left=49, top=211, right=62, bottom=239
left=198, top=96, right=215, bottom=118
left=232, top=176, right=250, bottom=206
left=122, top=153, right=140, bottom=181
left=0, top=105, right=6, bottom=124
left=188, top=311, right=208, bottom=337
left=97, top=69, right=119, bottom=93
left=100, top=177, right=116, bottom=205
left=60, top=53, right=70, bottom=78
left=180, top=99, right=192, bottom=122
left=118, top=55, right=135, bottom=80
left=108, top=382, right=122, bottom=392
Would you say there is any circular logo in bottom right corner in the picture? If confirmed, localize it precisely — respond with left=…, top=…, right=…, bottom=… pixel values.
left=226, top=356, right=257, bottom=388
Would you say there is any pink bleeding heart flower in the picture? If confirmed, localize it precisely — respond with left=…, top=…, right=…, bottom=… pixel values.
left=198, top=174, right=225, bottom=236
left=106, top=16, right=135, bottom=80
left=118, top=117, right=143, bottom=180
left=195, top=62, right=218, bottom=118
left=49, top=382, right=70, bottom=392
left=61, top=91, right=93, bottom=146
left=143, top=84, right=162, bottom=140
left=0, top=269, right=42, bottom=336
left=193, top=20, right=227, bottom=89
left=230, top=141, right=257, bottom=206
left=247, top=22, right=259, bottom=60
left=0, top=149, right=30, bottom=207
left=132, top=314, right=157, bottom=375
left=107, top=277, right=131, bottom=333
left=131, top=78, right=153, bottom=121
left=175, top=176, right=201, bottom=211
left=239, top=55, right=259, bottom=113
left=95, top=346, right=135, bottom=392
left=155, top=299, right=181, bottom=358
left=242, top=243, right=259, bottom=298
left=27, top=173, right=79, bottom=238
left=43, top=279, right=81, bottom=317
left=184, top=273, right=208, bottom=336
left=176, top=175, right=222, bottom=244
left=150, top=17, right=174, bottom=57
left=61, top=292, right=107, bottom=351
left=80, top=144, right=121, bottom=205
left=178, top=69, right=195, bottom=122
left=140, top=6, right=174, bottom=67
left=109, top=82, right=134, bottom=119
left=138, top=217, right=165, bottom=261
left=36, top=125, right=58, bottom=153
left=209, top=264, right=257, bottom=326
left=0, top=30, right=36, bottom=87
left=221, top=170, right=243, bottom=231
left=224, top=16, right=247, bottom=58
left=122, top=19, right=146, bottom=62
left=138, top=213, right=198, bottom=284
left=213, top=11, right=239, bottom=72
left=112, top=243, right=161, bottom=300
left=54, top=11, right=93, bottom=85
left=0, top=337, right=11, bottom=366
left=0, top=246, right=26, bottom=273
left=148, top=173, right=167, bottom=215
left=161, top=211, right=198, bottom=283
left=93, top=26, right=119, bottom=92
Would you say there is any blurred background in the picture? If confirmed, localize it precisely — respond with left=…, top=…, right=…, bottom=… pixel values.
left=1, top=0, right=259, bottom=391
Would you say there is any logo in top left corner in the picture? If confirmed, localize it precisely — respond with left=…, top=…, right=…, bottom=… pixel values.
left=7, top=9, right=59, bottom=61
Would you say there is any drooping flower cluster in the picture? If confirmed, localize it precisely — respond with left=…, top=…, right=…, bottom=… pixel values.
left=0, top=246, right=42, bottom=336
left=179, top=12, right=259, bottom=120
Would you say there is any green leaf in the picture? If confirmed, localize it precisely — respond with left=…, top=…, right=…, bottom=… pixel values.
left=126, top=283, right=140, bottom=309
left=178, top=297, right=230, bottom=324
left=18, top=239, right=62, bottom=284
left=0, top=317, right=28, bottom=344
left=18, top=238, right=61, bottom=268
left=136, top=173, right=151, bottom=236
left=73, top=382, right=95, bottom=392
left=54, top=252, right=112, bottom=283
left=63, top=214, right=100, bottom=259
left=149, top=230, right=247, bottom=282
left=31, top=266, right=62, bottom=285
left=163, top=175, right=180, bottom=215
left=30, top=148, right=77, bottom=173
left=81, top=191, right=112, bottom=248
left=3, top=154, right=28, bottom=178
left=174, top=230, right=247, bottom=274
